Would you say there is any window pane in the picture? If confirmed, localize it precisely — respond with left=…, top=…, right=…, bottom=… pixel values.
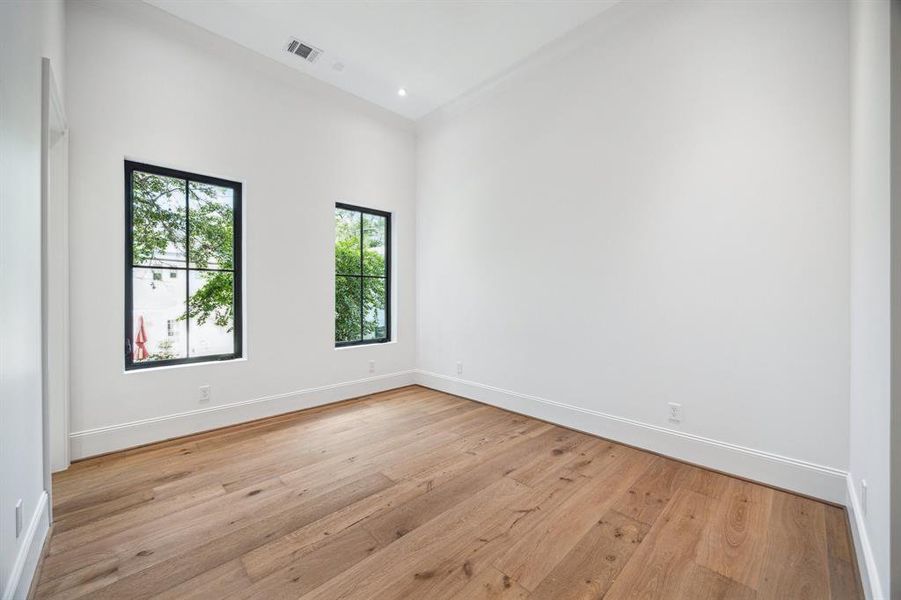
left=335, top=208, right=361, bottom=275
left=362, top=213, right=387, bottom=276
left=132, top=267, right=187, bottom=362
left=363, top=277, right=387, bottom=340
left=188, top=270, right=235, bottom=357
left=189, top=181, right=234, bottom=270
left=132, top=171, right=186, bottom=267
left=336, top=275, right=362, bottom=343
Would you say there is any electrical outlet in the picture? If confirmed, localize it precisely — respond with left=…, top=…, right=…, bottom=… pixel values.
left=668, top=402, right=683, bottom=423
left=15, top=499, right=22, bottom=538
left=368, top=360, right=375, bottom=374
left=199, top=385, right=211, bottom=402
left=861, top=479, right=868, bottom=517
left=456, top=361, right=463, bottom=376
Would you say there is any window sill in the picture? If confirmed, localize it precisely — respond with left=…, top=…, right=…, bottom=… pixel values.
left=335, top=341, right=397, bottom=351
left=123, top=357, right=247, bottom=374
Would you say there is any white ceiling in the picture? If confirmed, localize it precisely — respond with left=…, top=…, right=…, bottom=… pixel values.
left=144, top=0, right=617, bottom=120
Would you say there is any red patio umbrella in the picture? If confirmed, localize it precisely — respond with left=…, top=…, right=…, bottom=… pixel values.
left=134, top=315, right=149, bottom=360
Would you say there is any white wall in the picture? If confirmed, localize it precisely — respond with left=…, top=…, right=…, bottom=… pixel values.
left=66, top=0, right=416, bottom=458
left=416, top=0, right=851, bottom=501
left=848, top=1, right=892, bottom=597
left=0, top=2, right=65, bottom=597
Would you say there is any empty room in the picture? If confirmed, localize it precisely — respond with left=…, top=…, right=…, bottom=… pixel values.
left=1, top=0, right=899, bottom=598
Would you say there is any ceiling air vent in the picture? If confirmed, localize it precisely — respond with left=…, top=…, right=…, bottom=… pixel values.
left=285, top=38, right=322, bottom=63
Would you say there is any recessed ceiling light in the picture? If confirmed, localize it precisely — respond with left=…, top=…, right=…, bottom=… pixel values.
left=397, top=88, right=407, bottom=97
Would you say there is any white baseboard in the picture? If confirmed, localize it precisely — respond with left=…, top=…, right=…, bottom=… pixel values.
left=414, top=370, right=848, bottom=504
left=3, top=490, right=49, bottom=600
left=845, top=474, right=883, bottom=600
left=69, top=370, right=416, bottom=459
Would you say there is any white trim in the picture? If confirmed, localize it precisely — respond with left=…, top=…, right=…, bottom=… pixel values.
left=335, top=341, right=399, bottom=352
left=846, top=474, right=884, bottom=599
left=2, top=491, right=49, bottom=600
left=122, top=357, right=248, bottom=375
left=41, top=56, right=70, bottom=476
left=69, top=370, right=416, bottom=459
left=414, top=370, right=848, bottom=504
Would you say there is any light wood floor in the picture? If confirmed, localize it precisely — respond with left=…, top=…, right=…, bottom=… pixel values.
left=37, top=386, right=862, bottom=599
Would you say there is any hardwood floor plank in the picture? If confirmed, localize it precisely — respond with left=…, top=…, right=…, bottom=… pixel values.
left=49, top=484, right=226, bottom=555
left=362, top=426, right=561, bottom=547
left=529, top=509, right=649, bottom=600
left=35, top=386, right=860, bottom=600
left=565, top=439, right=639, bottom=479
left=674, top=564, right=757, bottom=599
left=274, top=406, right=496, bottom=489
left=51, top=488, right=156, bottom=533
left=604, top=489, right=714, bottom=599
left=382, top=412, right=548, bottom=483
left=757, top=492, right=831, bottom=599
left=367, top=466, right=588, bottom=600
left=825, top=505, right=864, bottom=600
left=452, top=566, right=530, bottom=600
left=42, top=476, right=289, bottom=582
left=298, top=476, right=531, bottom=600
left=36, top=558, right=120, bottom=600
left=610, top=456, right=693, bottom=527
left=81, top=473, right=394, bottom=599
left=505, top=428, right=594, bottom=487
left=695, top=477, right=772, bottom=589
left=152, top=559, right=253, bottom=600
left=226, top=526, right=382, bottom=600
left=676, top=463, right=730, bottom=500
left=493, top=450, right=653, bottom=590
left=240, top=479, right=427, bottom=581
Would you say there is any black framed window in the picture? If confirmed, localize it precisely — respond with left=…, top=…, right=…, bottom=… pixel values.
left=335, top=203, right=391, bottom=347
left=125, top=161, right=242, bottom=369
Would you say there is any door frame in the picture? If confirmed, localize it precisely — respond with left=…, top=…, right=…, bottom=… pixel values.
left=41, top=56, right=69, bottom=521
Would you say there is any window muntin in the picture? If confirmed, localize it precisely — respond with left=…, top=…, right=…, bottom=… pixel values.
left=335, top=203, right=390, bottom=346
left=125, top=161, right=242, bottom=369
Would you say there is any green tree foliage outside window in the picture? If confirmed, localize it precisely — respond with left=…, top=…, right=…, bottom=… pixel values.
left=335, top=206, right=389, bottom=344
left=132, top=171, right=235, bottom=330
